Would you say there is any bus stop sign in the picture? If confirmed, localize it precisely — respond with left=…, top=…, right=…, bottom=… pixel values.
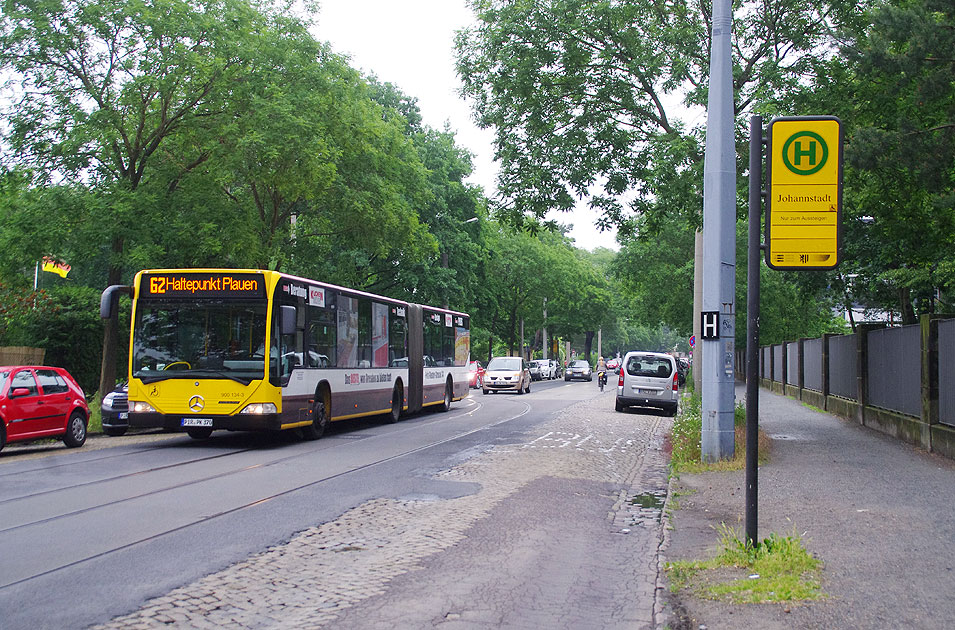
left=766, top=116, right=843, bottom=270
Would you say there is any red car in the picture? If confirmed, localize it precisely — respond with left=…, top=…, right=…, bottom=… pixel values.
left=0, top=366, right=90, bottom=453
left=468, top=360, right=486, bottom=389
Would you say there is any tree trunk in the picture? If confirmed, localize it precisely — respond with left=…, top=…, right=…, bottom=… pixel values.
left=584, top=330, right=595, bottom=362
left=98, top=238, right=124, bottom=397
left=899, top=287, right=917, bottom=325
left=506, top=307, right=517, bottom=356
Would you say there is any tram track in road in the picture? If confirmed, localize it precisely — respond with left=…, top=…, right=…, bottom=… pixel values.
left=0, top=396, right=531, bottom=590
left=0, top=397, right=487, bottom=510
left=0, top=446, right=261, bottom=509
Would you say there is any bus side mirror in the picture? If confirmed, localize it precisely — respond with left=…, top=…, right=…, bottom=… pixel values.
left=279, top=305, right=297, bottom=335
left=100, top=285, right=133, bottom=319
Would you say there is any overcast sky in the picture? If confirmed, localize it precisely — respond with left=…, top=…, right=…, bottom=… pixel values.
left=312, top=0, right=619, bottom=251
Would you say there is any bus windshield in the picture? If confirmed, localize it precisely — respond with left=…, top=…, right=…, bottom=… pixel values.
left=132, top=299, right=269, bottom=385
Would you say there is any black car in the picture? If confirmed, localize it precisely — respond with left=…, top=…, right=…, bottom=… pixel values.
left=101, top=383, right=129, bottom=436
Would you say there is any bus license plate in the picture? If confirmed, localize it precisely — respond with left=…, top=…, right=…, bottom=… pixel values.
left=182, top=418, right=213, bottom=427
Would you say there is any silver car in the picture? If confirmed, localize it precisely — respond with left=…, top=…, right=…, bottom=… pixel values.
left=483, top=356, right=532, bottom=394
left=615, top=351, right=679, bottom=416
left=565, top=359, right=593, bottom=381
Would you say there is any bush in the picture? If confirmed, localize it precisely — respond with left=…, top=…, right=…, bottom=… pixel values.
left=0, top=284, right=128, bottom=397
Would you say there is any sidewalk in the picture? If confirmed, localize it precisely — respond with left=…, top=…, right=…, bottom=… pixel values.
left=661, top=384, right=955, bottom=629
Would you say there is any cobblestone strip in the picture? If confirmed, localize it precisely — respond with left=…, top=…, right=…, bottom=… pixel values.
left=93, top=395, right=672, bottom=630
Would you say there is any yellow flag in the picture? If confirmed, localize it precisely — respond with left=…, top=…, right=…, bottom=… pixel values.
left=41, top=256, right=70, bottom=278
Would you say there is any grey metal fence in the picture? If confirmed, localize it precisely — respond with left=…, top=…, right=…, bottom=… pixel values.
left=828, top=333, right=857, bottom=399
left=761, top=346, right=770, bottom=379
left=866, top=325, right=921, bottom=417
left=940, top=319, right=955, bottom=427
left=786, top=341, right=800, bottom=386
left=773, top=344, right=783, bottom=383
left=803, top=337, right=823, bottom=392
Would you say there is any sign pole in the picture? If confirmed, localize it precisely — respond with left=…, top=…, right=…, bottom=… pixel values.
left=745, top=115, right=764, bottom=547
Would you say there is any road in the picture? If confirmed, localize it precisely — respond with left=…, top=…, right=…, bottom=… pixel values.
left=0, top=377, right=671, bottom=630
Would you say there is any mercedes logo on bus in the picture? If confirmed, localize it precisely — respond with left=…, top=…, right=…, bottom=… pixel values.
left=188, top=395, right=205, bottom=412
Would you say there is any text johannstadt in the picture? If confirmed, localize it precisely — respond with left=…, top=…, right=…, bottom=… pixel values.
left=776, top=193, right=833, bottom=203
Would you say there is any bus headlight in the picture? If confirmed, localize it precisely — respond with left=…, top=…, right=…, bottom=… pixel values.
left=242, top=402, right=277, bottom=415
left=130, top=401, right=156, bottom=413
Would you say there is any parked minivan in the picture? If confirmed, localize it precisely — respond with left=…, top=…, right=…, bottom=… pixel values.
left=615, top=351, right=679, bottom=416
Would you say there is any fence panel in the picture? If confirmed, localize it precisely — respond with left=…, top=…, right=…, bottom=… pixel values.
left=803, top=337, right=823, bottom=392
left=773, top=344, right=783, bottom=383
left=938, top=320, right=955, bottom=426
left=761, top=346, right=770, bottom=379
left=866, top=325, right=921, bottom=417
left=828, top=333, right=857, bottom=399
left=786, top=341, right=800, bottom=386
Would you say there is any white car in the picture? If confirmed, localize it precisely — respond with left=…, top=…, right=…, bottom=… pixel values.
left=529, top=359, right=553, bottom=380
left=615, top=351, right=679, bottom=416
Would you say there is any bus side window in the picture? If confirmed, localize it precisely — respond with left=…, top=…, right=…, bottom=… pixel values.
left=307, top=299, right=336, bottom=368
left=357, top=299, right=372, bottom=368
left=443, top=324, right=455, bottom=368
left=389, top=311, right=406, bottom=366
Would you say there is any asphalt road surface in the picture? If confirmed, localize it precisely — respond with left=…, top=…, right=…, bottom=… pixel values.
left=0, top=377, right=671, bottom=630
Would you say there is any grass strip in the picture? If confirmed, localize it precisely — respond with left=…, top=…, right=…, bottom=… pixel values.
left=667, top=524, right=823, bottom=603
left=667, top=392, right=771, bottom=474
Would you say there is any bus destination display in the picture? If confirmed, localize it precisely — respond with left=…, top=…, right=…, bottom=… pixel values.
left=143, top=272, right=265, bottom=298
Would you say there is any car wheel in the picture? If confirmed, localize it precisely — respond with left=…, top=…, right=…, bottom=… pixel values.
left=564, top=376, right=570, bottom=381
left=104, top=427, right=128, bottom=437
left=302, top=391, right=330, bottom=439
left=482, top=388, right=488, bottom=395
left=440, top=381, right=452, bottom=411
left=386, top=384, right=402, bottom=424
left=63, top=411, right=87, bottom=448
left=0, top=424, right=6, bottom=454
left=187, top=427, right=213, bottom=439
left=615, top=399, right=624, bottom=412
left=525, top=380, right=531, bottom=394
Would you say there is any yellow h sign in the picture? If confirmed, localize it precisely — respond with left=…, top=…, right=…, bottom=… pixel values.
left=766, top=117, right=842, bottom=270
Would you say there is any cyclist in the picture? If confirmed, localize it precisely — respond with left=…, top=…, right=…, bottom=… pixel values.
left=596, top=356, right=608, bottom=390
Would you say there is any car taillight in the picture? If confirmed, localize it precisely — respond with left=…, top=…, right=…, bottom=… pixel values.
left=672, top=371, right=679, bottom=391
left=618, top=371, right=625, bottom=387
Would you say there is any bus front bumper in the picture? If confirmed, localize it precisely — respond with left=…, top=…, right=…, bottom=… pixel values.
left=128, top=412, right=283, bottom=433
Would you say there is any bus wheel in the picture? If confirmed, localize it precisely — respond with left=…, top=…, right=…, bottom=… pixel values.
left=302, top=392, right=329, bottom=440
left=187, top=427, right=213, bottom=440
left=386, top=384, right=402, bottom=424
left=440, top=380, right=452, bottom=412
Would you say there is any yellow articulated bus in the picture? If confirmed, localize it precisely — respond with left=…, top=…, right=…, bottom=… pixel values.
left=100, top=269, right=470, bottom=440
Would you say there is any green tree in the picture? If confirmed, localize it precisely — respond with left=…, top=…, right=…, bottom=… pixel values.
left=612, top=213, right=696, bottom=334
left=780, top=0, right=955, bottom=324
left=455, top=0, right=867, bottom=231
left=0, top=0, right=278, bottom=395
